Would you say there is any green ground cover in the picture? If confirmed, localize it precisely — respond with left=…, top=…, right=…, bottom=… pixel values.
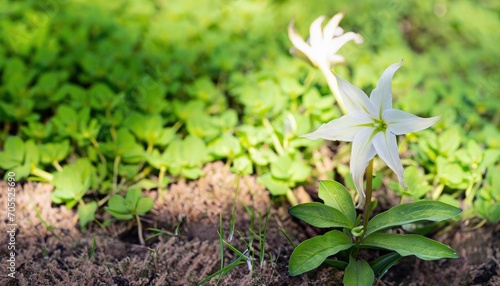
left=0, top=0, right=499, bottom=230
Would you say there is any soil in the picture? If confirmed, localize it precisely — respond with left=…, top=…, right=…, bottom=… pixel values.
left=1, top=161, right=499, bottom=286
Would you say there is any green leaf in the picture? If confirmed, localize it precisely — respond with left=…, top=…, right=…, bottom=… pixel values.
left=289, top=230, right=353, bottom=275
left=183, top=135, right=209, bottom=167
left=52, top=159, right=93, bottom=205
left=0, top=136, right=25, bottom=169
left=23, top=140, right=40, bottom=166
left=39, top=140, right=70, bottom=164
left=78, top=202, right=97, bottom=231
left=369, top=252, right=401, bottom=279
left=257, top=173, right=290, bottom=196
left=343, top=257, right=374, bottom=286
left=136, top=197, right=154, bottom=215
left=105, top=209, right=134, bottom=220
left=107, top=195, right=128, bottom=213
left=208, top=133, right=242, bottom=159
left=318, top=180, right=356, bottom=225
left=271, top=155, right=293, bottom=180
left=231, top=155, right=253, bottom=175
left=289, top=157, right=312, bottom=184
left=125, top=188, right=142, bottom=210
left=289, top=202, right=353, bottom=228
left=362, top=233, right=459, bottom=260
left=365, top=200, right=462, bottom=236
left=181, top=166, right=204, bottom=179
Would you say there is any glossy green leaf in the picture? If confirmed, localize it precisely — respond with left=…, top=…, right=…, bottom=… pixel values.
left=318, top=180, right=356, bottom=225
left=369, top=252, right=401, bottom=279
left=289, top=230, right=353, bottom=275
left=366, top=200, right=462, bottom=236
left=343, top=257, right=374, bottom=286
left=289, top=202, right=353, bottom=228
left=362, top=233, right=459, bottom=260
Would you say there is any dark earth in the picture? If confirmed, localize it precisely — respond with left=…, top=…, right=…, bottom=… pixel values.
left=1, top=161, right=499, bottom=285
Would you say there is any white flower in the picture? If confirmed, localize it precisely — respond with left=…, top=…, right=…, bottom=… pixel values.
left=288, top=12, right=363, bottom=71
left=302, top=62, right=441, bottom=207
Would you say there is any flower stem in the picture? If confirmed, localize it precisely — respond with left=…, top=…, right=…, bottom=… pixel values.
left=362, top=159, right=374, bottom=234
left=321, top=67, right=347, bottom=115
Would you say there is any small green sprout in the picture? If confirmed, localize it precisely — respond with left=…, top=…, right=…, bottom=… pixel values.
left=105, top=188, right=154, bottom=245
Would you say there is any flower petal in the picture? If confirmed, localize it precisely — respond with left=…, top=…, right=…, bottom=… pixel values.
left=335, top=75, right=377, bottom=115
left=301, top=112, right=372, bottom=142
left=384, top=109, right=441, bottom=135
left=350, top=127, right=377, bottom=208
left=327, top=32, right=364, bottom=55
left=309, top=16, right=326, bottom=49
left=323, top=12, right=344, bottom=40
left=328, top=54, right=345, bottom=65
left=288, top=18, right=314, bottom=61
left=372, top=131, right=406, bottom=190
left=369, top=61, right=402, bottom=116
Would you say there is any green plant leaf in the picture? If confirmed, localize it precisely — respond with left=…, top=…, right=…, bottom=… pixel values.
left=289, top=230, right=353, bottom=275
left=271, top=155, right=293, bottom=180
left=365, top=200, right=462, bottom=236
left=105, top=209, right=134, bottom=220
left=39, top=140, right=70, bottom=164
left=343, top=257, right=374, bottom=286
left=318, top=180, right=356, bottom=225
left=362, top=233, right=459, bottom=260
left=52, top=159, right=93, bottom=207
left=257, top=173, right=290, bottom=196
left=181, top=166, right=204, bottom=179
left=78, top=202, right=97, bottom=231
left=106, top=195, right=128, bottom=213
left=369, top=252, right=401, bottom=279
left=136, top=197, right=154, bottom=215
left=289, top=202, right=353, bottom=228
left=125, top=188, right=142, bottom=210
left=231, top=155, right=253, bottom=175
left=0, top=136, right=25, bottom=169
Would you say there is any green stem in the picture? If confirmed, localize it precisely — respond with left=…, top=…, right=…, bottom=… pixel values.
left=262, top=118, right=285, bottom=156
left=31, top=166, right=54, bottom=182
left=113, top=156, right=121, bottom=194
left=158, top=166, right=166, bottom=199
left=136, top=214, right=145, bottom=245
left=286, top=189, right=298, bottom=207
left=362, top=159, right=374, bottom=235
left=90, top=137, right=107, bottom=167
left=52, top=161, right=63, bottom=172
left=431, top=183, right=445, bottom=200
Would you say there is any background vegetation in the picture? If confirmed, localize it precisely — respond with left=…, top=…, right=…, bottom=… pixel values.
left=0, top=0, right=499, bottom=229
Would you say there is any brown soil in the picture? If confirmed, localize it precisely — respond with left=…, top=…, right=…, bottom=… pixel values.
left=1, top=161, right=498, bottom=285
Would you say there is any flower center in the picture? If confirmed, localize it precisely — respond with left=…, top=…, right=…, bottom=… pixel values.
left=373, top=118, right=387, bottom=133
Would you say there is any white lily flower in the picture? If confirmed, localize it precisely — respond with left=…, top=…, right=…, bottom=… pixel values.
left=302, top=62, right=441, bottom=208
left=288, top=12, right=364, bottom=71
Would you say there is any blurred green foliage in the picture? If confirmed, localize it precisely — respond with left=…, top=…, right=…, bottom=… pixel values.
left=0, top=0, right=499, bottom=227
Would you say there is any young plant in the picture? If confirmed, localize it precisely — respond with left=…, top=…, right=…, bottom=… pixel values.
left=289, top=62, right=460, bottom=284
left=105, top=188, right=154, bottom=245
left=289, top=180, right=461, bottom=284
